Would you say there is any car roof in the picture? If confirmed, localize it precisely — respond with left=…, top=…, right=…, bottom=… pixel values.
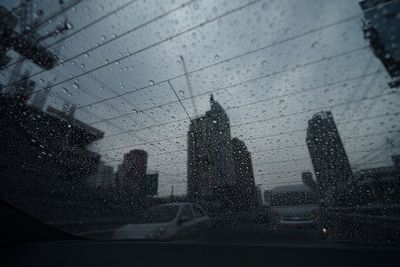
left=271, top=184, right=312, bottom=193
left=159, top=202, right=193, bottom=207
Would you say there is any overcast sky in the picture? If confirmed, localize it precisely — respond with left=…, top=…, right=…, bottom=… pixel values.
left=1, top=0, right=399, bottom=196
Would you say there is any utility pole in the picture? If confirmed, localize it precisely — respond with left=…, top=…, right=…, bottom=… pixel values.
left=180, top=55, right=199, bottom=118
left=0, top=0, right=73, bottom=98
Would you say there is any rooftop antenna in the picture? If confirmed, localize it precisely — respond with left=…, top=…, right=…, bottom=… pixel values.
left=180, top=55, right=198, bottom=118
left=170, top=185, right=174, bottom=201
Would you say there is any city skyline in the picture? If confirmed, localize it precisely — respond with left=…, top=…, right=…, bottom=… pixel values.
left=1, top=0, right=399, bottom=197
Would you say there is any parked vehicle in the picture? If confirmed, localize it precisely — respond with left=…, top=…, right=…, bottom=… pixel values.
left=113, top=202, right=211, bottom=240
left=266, top=184, right=319, bottom=230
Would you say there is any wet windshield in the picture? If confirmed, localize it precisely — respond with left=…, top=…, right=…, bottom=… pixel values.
left=0, top=0, right=399, bottom=243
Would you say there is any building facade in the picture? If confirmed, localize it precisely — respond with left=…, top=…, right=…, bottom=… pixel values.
left=231, top=137, right=257, bottom=209
left=306, top=111, right=354, bottom=206
left=119, top=150, right=148, bottom=196
left=0, top=94, right=104, bottom=221
left=187, top=95, right=257, bottom=210
left=187, top=95, right=235, bottom=200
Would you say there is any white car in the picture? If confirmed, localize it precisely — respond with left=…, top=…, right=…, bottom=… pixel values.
left=113, top=202, right=211, bottom=240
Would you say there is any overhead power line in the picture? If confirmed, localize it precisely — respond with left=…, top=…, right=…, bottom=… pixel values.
left=87, top=47, right=369, bottom=127
left=72, top=13, right=364, bottom=112
left=24, top=0, right=83, bottom=36
left=105, top=134, right=399, bottom=164
left=143, top=145, right=399, bottom=169
left=168, top=80, right=193, bottom=123
left=3, top=0, right=140, bottom=70
left=86, top=49, right=375, bottom=147
left=96, top=111, right=398, bottom=154
left=2, top=0, right=261, bottom=94
left=95, top=91, right=395, bottom=154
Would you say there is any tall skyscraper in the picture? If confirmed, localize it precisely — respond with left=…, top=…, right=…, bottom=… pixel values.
left=120, top=149, right=148, bottom=195
left=231, top=137, right=257, bottom=208
left=187, top=95, right=235, bottom=200
left=306, top=111, right=353, bottom=205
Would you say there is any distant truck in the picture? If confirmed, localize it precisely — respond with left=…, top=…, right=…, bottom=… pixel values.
left=265, top=184, right=319, bottom=230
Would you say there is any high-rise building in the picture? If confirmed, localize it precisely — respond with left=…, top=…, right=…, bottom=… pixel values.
left=306, top=111, right=353, bottom=206
left=359, top=0, right=400, bottom=88
left=231, top=137, right=257, bottom=208
left=142, top=173, right=159, bottom=196
left=0, top=94, right=104, bottom=221
left=187, top=95, right=235, bottom=200
left=120, top=150, right=148, bottom=195
left=393, top=154, right=400, bottom=170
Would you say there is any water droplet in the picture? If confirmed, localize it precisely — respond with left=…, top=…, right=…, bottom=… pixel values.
left=258, top=170, right=262, bottom=173
left=214, top=55, right=220, bottom=60
left=72, top=83, right=79, bottom=89
left=311, top=41, right=319, bottom=48
left=261, top=60, right=267, bottom=66
left=149, top=80, right=155, bottom=85
left=179, top=90, right=184, bottom=96
left=262, top=3, right=268, bottom=11
left=66, top=21, right=73, bottom=30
